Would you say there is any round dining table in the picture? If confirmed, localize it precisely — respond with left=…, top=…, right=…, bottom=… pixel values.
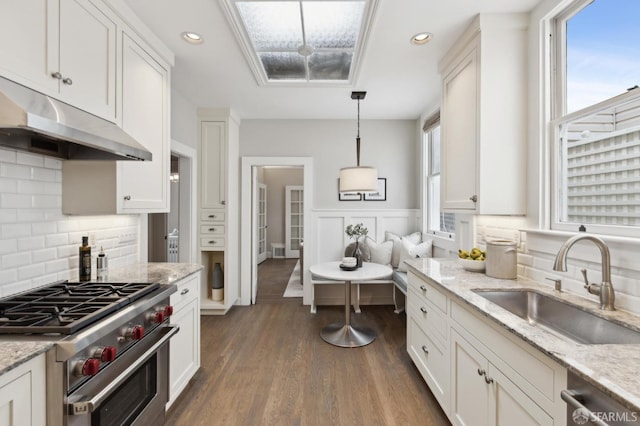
left=309, top=261, right=392, bottom=347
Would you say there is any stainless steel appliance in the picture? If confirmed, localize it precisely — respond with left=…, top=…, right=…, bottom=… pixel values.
left=0, top=280, right=177, bottom=425
left=562, top=371, right=638, bottom=426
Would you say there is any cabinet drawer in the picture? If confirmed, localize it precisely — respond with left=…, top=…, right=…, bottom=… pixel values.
left=200, top=237, right=225, bottom=249
left=171, top=274, right=199, bottom=311
left=200, top=225, right=225, bottom=235
left=407, top=315, right=449, bottom=412
left=407, top=287, right=448, bottom=346
left=201, top=210, right=225, bottom=222
left=408, top=271, right=448, bottom=313
left=451, top=301, right=558, bottom=403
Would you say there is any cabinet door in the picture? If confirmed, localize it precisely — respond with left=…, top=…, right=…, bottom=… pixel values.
left=488, top=365, right=553, bottom=426
left=0, top=354, right=46, bottom=426
left=451, top=331, right=490, bottom=426
left=59, top=0, right=116, bottom=120
left=441, top=47, right=479, bottom=211
left=169, top=274, right=200, bottom=406
left=118, top=34, right=169, bottom=213
left=0, top=0, right=58, bottom=94
left=200, top=121, right=227, bottom=209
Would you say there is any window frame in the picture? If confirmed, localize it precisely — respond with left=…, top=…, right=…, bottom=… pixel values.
left=423, top=115, right=455, bottom=240
left=550, top=0, right=640, bottom=237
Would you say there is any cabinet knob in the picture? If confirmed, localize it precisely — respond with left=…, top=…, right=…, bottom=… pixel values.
left=420, top=306, right=428, bottom=314
left=62, top=77, right=73, bottom=85
left=221, top=200, right=226, bottom=205
left=477, top=368, right=486, bottom=376
left=124, top=195, right=131, bottom=201
left=484, top=376, right=494, bottom=384
left=420, top=285, right=427, bottom=292
left=469, top=195, right=478, bottom=202
left=51, top=71, right=62, bottom=80
left=421, top=345, right=429, bottom=354
left=180, top=289, right=189, bottom=295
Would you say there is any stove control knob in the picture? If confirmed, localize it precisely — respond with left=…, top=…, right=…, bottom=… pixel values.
left=148, top=311, right=165, bottom=324
left=125, top=325, right=145, bottom=341
left=75, top=358, right=101, bottom=377
left=163, top=305, right=174, bottom=317
left=93, top=346, right=117, bottom=363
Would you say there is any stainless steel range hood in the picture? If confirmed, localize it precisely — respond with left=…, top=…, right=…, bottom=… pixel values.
left=0, top=76, right=151, bottom=161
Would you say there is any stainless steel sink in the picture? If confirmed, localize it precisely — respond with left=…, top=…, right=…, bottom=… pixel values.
left=472, top=289, right=640, bottom=345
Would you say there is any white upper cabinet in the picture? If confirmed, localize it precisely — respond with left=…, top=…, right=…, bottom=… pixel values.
left=0, top=0, right=117, bottom=121
left=439, top=14, right=527, bottom=215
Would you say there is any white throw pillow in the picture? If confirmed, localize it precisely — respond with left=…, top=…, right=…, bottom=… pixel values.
left=385, top=231, right=422, bottom=268
left=398, top=238, right=434, bottom=272
left=365, top=237, right=393, bottom=266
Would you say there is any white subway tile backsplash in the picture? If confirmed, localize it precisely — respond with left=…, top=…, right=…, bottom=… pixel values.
left=0, top=149, right=140, bottom=296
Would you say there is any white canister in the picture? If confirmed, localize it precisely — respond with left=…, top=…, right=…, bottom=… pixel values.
left=485, top=240, right=517, bottom=279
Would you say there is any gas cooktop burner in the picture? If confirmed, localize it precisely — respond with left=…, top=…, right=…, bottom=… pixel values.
left=0, top=281, right=159, bottom=334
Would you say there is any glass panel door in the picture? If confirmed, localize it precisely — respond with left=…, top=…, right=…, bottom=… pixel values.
left=285, top=185, right=303, bottom=258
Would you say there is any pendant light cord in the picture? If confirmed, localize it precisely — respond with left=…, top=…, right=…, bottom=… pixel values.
left=356, top=97, right=361, bottom=167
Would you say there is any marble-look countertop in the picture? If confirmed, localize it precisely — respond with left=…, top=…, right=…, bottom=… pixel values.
left=0, top=262, right=203, bottom=378
left=405, top=257, right=640, bottom=412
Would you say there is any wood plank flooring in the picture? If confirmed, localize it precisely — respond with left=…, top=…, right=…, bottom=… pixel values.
left=166, top=259, right=450, bottom=426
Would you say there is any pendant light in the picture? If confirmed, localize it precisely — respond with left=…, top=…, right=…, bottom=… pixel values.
left=339, top=91, right=378, bottom=192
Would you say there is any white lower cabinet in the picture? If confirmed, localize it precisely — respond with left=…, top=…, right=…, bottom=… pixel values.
left=406, top=272, right=566, bottom=425
left=451, top=329, right=552, bottom=426
left=0, top=353, right=46, bottom=426
left=168, top=272, right=201, bottom=408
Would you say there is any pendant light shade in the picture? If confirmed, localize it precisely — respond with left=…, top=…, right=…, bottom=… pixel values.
left=339, top=91, right=378, bottom=193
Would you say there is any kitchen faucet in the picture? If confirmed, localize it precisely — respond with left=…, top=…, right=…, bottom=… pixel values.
left=552, top=234, right=615, bottom=310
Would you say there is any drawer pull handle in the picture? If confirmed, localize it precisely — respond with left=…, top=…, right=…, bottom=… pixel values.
left=124, top=195, right=131, bottom=201
left=209, top=240, right=217, bottom=244
left=180, top=289, right=189, bottom=295
left=420, top=306, right=428, bottom=314
left=421, top=345, right=429, bottom=354
left=420, top=285, right=427, bottom=292
left=477, top=368, right=486, bottom=376
left=209, top=228, right=216, bottom=231
left=484, top=376, right=494, bottom=384
left=208, top=215, right=216, bottom=219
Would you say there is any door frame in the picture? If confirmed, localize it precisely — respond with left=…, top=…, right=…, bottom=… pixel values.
left=171, top=139, right=198, bottom=263
left=240, top=157, right=313, bottom=306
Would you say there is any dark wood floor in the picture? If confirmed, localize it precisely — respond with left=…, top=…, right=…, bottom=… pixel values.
left=166, top=259, right=450, bottom=425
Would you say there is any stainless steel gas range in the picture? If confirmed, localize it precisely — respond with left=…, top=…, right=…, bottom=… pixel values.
left=0, top=280, right=177, bottom=426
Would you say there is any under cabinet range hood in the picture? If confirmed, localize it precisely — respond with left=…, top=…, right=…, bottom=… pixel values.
left=0, top=76, right=152, bottom=161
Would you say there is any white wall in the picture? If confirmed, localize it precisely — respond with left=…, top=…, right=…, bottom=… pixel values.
left=0, top=148, right=140, bottom=296
left=171, top=89, right=198, bottom=150
left=239, top=119, right=419, bottom=209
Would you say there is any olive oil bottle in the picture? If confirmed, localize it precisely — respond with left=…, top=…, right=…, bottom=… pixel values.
left=79, top=236, right=92, bottom=281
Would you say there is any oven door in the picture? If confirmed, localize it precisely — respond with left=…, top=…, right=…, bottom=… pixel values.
left=66, top=325, right=178, bottom=426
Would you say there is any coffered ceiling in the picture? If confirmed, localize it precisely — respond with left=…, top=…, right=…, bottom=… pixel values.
left=125, top=0, right=541, bottom=120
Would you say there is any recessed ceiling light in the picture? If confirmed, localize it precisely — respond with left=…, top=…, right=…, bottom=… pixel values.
left=181, top=31, right=204, bottom=44
left=411, top=32, right=433, bottom=45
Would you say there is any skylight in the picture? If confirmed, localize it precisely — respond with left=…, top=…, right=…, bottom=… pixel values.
left=223, top=0, right=377, bottom=85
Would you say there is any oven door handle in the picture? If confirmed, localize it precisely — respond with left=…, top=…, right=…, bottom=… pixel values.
left=561, top=389, right=611, bottom=426
left=68, top=325, right=179, bottom=416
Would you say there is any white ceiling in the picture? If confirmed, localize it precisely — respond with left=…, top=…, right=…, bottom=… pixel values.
left=125, top=0, right=541, bottom=120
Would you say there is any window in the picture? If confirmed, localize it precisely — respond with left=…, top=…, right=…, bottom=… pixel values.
left=424, top=115, right=455, bottom=237
left=552, top=0, right=640, bottom=236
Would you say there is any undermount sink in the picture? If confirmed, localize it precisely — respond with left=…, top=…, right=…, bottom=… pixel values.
left=472, top=289, right=640, bottom=345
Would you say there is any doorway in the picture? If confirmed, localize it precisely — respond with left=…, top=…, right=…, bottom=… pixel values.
left=240, top=157, right=313, bottom=306
left=148, top=140, right=198, bottom=263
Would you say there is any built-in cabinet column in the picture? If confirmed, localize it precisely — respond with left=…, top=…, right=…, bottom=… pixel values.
left=198, top=109, right=240, bottom=314
left=439, top=14, right=527, bottom=215
left=285, top=185, right=303, bottom=258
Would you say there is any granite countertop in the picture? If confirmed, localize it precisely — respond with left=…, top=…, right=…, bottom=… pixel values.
left=0, top=262, right=203, bottom=378
left=405, top=257, right=640, bottom=412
